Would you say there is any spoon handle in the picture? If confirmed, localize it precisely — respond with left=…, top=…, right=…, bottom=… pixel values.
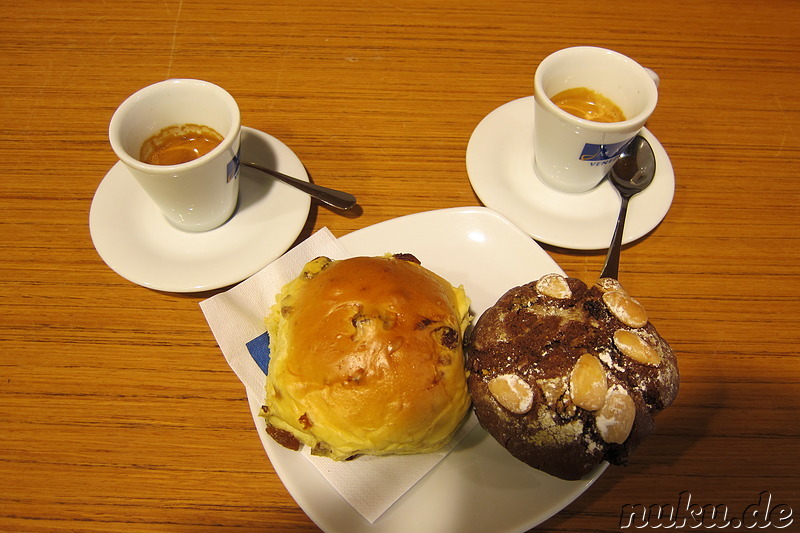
left=599, top=195, right=631, bottom=280
left=242, top=161, right=357, bottom=210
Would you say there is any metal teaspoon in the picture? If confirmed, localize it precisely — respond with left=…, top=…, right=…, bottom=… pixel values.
left=599, top=135, right=657, bottom=279
left=242, top=161, right=358, bottom=210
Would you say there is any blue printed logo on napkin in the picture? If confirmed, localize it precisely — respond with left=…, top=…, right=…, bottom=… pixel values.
left=579, top=139, right=631, bottom=162
left=246, top=332, right=271, bottom=375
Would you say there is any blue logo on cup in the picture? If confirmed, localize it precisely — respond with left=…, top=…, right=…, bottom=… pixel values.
left=226, top=147, right=241, bottom=183
left=579, top=139, right=632, bottom=162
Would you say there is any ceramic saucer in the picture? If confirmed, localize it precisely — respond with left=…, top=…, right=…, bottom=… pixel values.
left=466, top=96, right=675, bottom=250
left=246, top=207, right=605, bottom=533
left=90, top=127, right=311, bottom=292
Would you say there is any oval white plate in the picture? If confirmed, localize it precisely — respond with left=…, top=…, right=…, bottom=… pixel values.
left=466, top=96, right=674, bottom=250
left=90, top=127, right=311, bottom=292
left=246, top=207, right=605, bottom=533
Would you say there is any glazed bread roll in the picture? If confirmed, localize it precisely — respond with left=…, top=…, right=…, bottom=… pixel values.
left=262, top=254, right=472, bottom=460
left=466, top=274, right=679, bottom=480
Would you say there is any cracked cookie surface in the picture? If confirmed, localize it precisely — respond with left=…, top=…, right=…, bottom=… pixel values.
left=466, top=274, right=679, bottom=480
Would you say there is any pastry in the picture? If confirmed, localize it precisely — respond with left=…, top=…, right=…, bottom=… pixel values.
left=262, top=254, right=472, bottom=460
left=466, top=274, right=679, bottom=480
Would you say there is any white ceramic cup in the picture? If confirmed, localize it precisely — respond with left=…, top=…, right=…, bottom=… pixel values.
left=533, top=47, right=659, bottom=194
left=109, top=79, right=241, bottom=232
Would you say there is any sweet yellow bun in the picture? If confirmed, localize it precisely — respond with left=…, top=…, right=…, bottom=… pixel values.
left=262, top=255, right=471, bottom=460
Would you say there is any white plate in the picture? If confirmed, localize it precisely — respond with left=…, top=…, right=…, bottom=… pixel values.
left=90, top=127, right=311, bottom=292
left=246, top=206, right=605, bottom=533
left=466, top=96, right=675, bottom=250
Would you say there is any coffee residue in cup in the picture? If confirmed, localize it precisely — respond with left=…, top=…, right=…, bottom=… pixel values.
left=550, top=88, right=626, bottom=123
left=140, top=124, right=224, bottom=166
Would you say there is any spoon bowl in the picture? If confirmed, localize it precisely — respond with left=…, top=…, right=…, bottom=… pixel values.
left=599, top=135, right=657, bottom=279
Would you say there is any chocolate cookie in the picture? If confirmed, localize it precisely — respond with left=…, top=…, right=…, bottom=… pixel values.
left=465, top=274, right=679, bottom=480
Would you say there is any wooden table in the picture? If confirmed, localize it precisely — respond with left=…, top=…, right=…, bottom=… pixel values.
left=2, top=0, right=798, bottom=531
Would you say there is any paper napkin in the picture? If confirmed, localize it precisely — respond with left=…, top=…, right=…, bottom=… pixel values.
left=200, top=228, right=477, bottom=523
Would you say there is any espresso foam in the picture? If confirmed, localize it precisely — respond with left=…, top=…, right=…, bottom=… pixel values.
left=550, top=88, right=626, bottom=123
left=140, top=124, right=224, bottom=166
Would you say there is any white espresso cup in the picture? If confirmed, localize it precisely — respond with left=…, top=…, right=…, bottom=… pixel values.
left=109, top=79, right=241, bottom=232
left=533, top=47, right=659, bottom=194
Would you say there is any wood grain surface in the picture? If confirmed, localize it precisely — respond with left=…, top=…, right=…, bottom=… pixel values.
left=1, top=0, right=798, bottom=531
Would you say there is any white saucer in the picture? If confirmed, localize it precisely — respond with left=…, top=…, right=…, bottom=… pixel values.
left=466, top=96, right=675, bottom=250
left=247, top=207, right=605, bottom=533
left=90, top=127, right=311, bottom=292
